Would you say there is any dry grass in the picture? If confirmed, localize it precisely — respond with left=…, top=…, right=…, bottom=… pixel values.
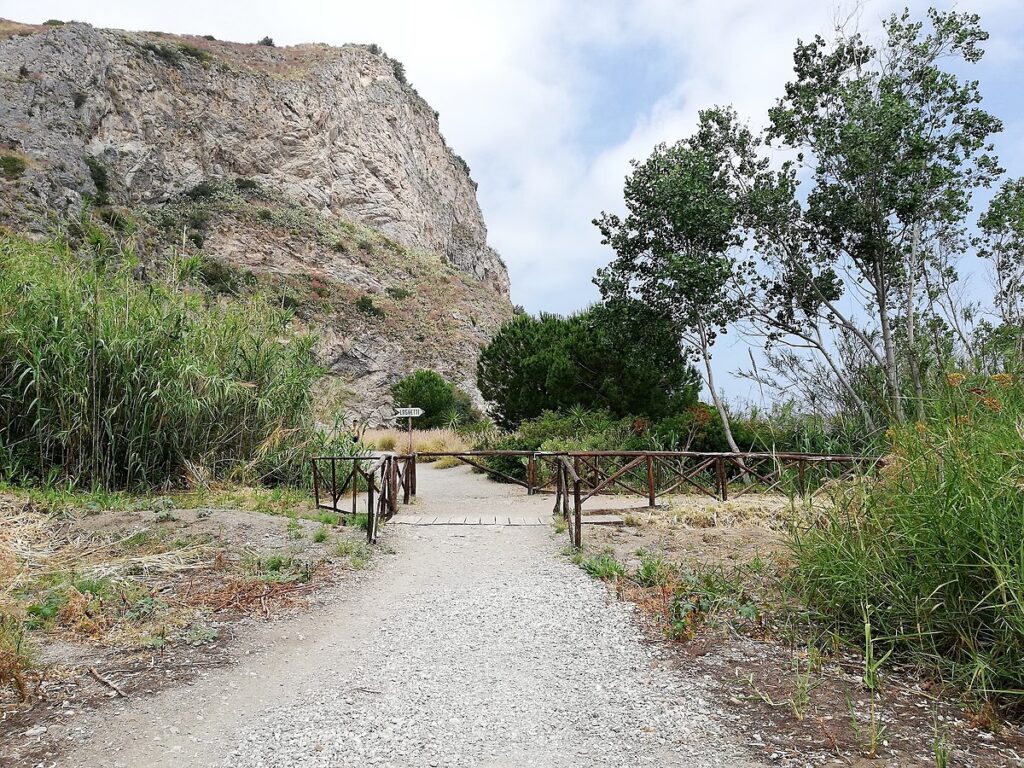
left=0, top=494, right=214, bottom=702
left=0, top=20, right=41, bottom=41
left=362, top=428, right=469, bottom=458
left=658, top=493, right=798, bottom=530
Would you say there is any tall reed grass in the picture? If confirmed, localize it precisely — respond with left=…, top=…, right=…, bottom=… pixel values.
left=792, top=372, right=1024, bottom=703
left=0, top=231, right=331, bottom=489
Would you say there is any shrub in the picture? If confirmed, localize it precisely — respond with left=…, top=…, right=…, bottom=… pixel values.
left=792, top=372, right=1024, bottom=702
left=0, top=154, right=27, bottom=180
left=258, top=36, right=275, bottom=47
left=355, top=295, right=385, bottom=318
left=84, top=156, right=110, bottom=205
left=177, top=44, right=212, bottom=65
left=234, top=177, right=260, bottom=192
left=362, top=427, right=468, bottom=456
left=385, top=286, right=411, bottom=300
left=391, top=370, right=477, bottom=430
left=0, top=230, right=334, bottom=489
left=390, top=58, right=407, bottom=84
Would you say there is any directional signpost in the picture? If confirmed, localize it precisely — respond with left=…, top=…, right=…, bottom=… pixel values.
left=395, top=407, right=424, bottom=454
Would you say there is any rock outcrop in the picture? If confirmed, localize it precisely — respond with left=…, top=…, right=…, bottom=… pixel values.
left=0, top=20, right=512, bottom=418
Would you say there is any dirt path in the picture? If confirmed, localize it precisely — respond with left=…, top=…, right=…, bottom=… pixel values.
left=57, top=465, right=761, bottom=767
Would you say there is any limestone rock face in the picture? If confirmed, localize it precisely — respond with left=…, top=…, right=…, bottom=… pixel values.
left=0, top=21, right=512, bottom=416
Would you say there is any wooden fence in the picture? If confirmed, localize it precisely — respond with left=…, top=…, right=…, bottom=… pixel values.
left=310, top=454, right=416, bottom=543
left=415, top=450, right=881, bottom=502
left=312, top=450, right=881, bottom=546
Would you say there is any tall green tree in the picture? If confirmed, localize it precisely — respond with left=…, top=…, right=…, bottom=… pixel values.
left=978, top=177, right=1024, bottom=363
left=594, top=107, right=761, bottom=452
left=759, top=8, right=1003, bottom=422
left=477, top=301, right=699, bottom=429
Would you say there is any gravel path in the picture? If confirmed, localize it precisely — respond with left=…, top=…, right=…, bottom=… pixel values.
left=61, top=466, right=761, bottom=767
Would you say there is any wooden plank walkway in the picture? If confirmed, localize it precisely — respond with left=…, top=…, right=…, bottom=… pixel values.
left=393, top=514, right=624, bottom=526
left=394, top=515, right=550, bottom=526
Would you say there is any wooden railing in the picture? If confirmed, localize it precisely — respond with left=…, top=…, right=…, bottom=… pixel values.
left=313, top=450, right=881, bottom=546
left=310, top=453, right=416, bottom=543
left=414, top=450, right=881, bottom=502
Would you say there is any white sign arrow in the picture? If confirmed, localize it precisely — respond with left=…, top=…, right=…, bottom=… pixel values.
left=395, top=407, right=425, bottom=418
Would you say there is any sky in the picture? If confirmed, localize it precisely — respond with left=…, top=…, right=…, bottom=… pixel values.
left=5, top=0, right=1024, bottom=401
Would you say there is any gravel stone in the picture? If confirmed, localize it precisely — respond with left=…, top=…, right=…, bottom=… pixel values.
left=60, top=466, right=763, bottom=767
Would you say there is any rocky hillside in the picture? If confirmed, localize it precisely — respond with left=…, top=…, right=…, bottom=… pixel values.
left=0, top=19, right=512, bottom=420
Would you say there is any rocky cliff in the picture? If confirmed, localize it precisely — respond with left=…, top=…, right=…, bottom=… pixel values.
left=0, top=19, right=512, bottom=419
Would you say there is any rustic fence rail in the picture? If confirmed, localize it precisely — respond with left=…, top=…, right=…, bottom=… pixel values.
left=310, top=453, right=416, bottom=544
left=414, top=450, right=882, bottom=502
left=313, top=450, right=882, bottom=546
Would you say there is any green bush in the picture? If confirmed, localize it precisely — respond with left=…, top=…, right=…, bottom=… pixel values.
left=84, top=156, right=110, bottom=206
left=473, top=408, right=650, bottom=483
left=0, top=230, right=332, bottom=489
left=355, top=295, right=385, bottom=318
left=0, top=154, right=27, bottom=180
left=792, top=372, right=1024, bottom=702
left=391, top=370, right=477, bottom=429
left=478, top=301, right=700, bottom=429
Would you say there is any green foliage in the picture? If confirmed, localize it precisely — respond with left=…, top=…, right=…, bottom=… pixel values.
left=979, top=177, right=1024, bottom=354
left=0, top=230, right=334, bottom=489
left=0, top=154, right=26, bottom=180
left=792, top=373, right=1024, bottom=701
left=43, top=19, right=64, bottom=26
left=385, top=286, right=411, bottom=300
left=757, top=9, right=1003, bottom=421
left=577, top=553, right=626, bottom=581
left=633, top=550, right=674, bottom=588
left=84, top=156, right=110, bottom=206
left=478, top=301, right=700, bottom=429
left=390, top=58, right=407, bottom=84
left=355, top=295, right=385, bottom=318
left=392, top=370, right=477, bottom=430
left=669, top=567, right=758, bottom=639
left=334, top=537, right=371, bottom=568
left=258, top=36, right=275, bottom=47
left=474, top=408, right=650, bottom=482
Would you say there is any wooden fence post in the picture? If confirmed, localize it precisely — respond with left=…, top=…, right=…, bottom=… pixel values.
left=403, top=457, right=411, bottom=504
left=797, top=459, right=807, bottom=497
left=351, top=460, right=358, bottom=515
left=330, top=458, right=338, bottom=512
left=312, top=460, right=321, bottom=509
left=716, top=457, right=728, bottom=502
left=646, top=454, right=656, bottom=507
left=573, top=476, right=582, bottom=548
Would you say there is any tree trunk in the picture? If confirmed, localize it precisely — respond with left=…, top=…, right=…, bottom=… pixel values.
left=698, top=326, right=742, bottom=454
left=875, top=261, right=905, bottom=422
left=906, top=223, right=926, bottom=423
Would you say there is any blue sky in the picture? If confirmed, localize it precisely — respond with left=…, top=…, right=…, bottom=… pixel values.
left=5, top=0, right=1024, bottom=401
